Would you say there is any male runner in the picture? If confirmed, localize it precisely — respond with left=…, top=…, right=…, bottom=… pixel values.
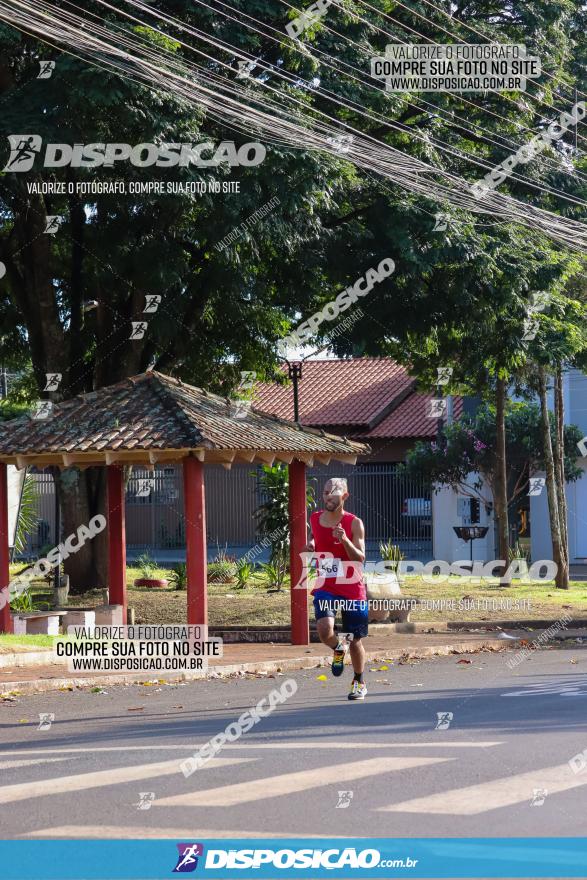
left=304, top=477, right=368, bottom=700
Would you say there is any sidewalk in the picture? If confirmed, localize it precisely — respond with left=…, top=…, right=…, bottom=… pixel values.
left=0, top=631, right=528, bottom=695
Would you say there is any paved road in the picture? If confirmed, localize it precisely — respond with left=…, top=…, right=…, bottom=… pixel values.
left=1, top=647, right=587, bottom=840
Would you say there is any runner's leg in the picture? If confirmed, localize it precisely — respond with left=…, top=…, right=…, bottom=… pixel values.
left=316, top=615, right=339, bottom=649
left=349, top=637, right=365, bottom=676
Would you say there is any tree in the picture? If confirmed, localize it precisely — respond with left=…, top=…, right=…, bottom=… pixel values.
left=1, top=0, right=586, bottom=590
left=404, top=400, right=584, bottom=581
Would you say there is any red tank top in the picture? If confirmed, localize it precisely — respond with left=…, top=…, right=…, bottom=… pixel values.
left=310, top=510, right=366, bottom=600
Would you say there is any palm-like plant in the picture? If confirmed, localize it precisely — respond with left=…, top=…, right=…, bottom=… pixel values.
left=13, top=474, right=40, bottom=556
left=253, top=464, right=314, bottom=591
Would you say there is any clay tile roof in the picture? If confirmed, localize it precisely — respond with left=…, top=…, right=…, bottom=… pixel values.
left=253, top=358, right=414, bottom=426
left=361, top=392, right=464, bottom=439
left=0, top=372, right=369, bottom=463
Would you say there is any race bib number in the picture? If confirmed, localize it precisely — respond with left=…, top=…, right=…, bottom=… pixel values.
left=318, top=557, right=342, bottom=578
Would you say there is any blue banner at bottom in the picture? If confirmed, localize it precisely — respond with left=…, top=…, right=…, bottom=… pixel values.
left=1, top=838, right=587, bottom=879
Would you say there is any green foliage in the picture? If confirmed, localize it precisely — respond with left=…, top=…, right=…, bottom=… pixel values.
left=208, top=549, right=236, bottom=584
left=404, top=401, right=584, bottom=504
left=235, top=559, right=253, bottom=590
left=254, top=464, right=315, bottom=576
left=258, top=560, right=288, bottom=592
left=136, top=552, right=157, bottom=579
left=13, top=475, right=39, bottom=556
left=379, top=541, right=405, bottom=572
left=3, top=0, right=586, bottom=398
left=168, top=563, right=187, bottom=591
left=508, top=541, right=530, bottom=565
left=10, top=585, right=47, bottom=612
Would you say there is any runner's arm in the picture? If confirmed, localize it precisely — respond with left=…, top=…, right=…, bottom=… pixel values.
left=341, top=517, right=365, bottom=562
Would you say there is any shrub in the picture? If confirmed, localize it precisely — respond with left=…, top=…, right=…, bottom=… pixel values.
left=235, top=560, right=253, bottom=589
left=169, top=563, right=187, bottom=591
left=379, top=541, right=405, bottom=572
left=136, top=552, right=158, bottom=579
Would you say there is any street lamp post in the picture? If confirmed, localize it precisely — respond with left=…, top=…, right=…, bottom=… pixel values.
left=288, top=361, right=302, bottom=423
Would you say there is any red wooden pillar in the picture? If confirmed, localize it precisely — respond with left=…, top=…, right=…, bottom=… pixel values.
left=289, top=458, right=309, bottom=645
left=0, top=463, right=13, bottom=633
left=183, top=456, right=207, bottom=626
left=107, top=465, right=127, bottom=624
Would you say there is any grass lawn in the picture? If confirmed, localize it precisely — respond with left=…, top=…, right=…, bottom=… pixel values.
left=69, top=577, right=587, bottom=627
left=7, top=563, right=587, bottom=629
left=0, top=633, right=58, bottom=652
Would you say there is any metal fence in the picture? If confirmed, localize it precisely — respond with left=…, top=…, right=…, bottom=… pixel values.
left=22, top=462, right=432, bottom=560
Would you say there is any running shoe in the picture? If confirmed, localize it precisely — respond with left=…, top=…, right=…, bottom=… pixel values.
left=331, top=641, right=348, bottom=677
left=348, top=680, right=368, bottom=700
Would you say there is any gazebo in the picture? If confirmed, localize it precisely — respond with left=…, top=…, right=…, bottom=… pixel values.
left=0, top=371, right=368, bottom=644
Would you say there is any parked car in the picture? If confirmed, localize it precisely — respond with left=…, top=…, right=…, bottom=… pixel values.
left=401, top=498, right=432, bottom=536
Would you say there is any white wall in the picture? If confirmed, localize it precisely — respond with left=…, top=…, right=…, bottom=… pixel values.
left=530, top=369, right=587, bottom=564
left=432, top=475, right=494, bottom=563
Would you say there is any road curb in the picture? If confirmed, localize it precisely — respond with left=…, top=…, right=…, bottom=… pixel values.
left=0, top=636, right=520, bottom=696
left=0, top=650, right=61, bottom=669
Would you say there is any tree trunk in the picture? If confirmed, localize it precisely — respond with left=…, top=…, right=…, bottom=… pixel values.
left=553, top=367, right=569, bottom=588
left=56, top=467, right=108, bottom=593
left=494, top=377, right=511, bottom=585
left=538, top=367, right=567, bottom=589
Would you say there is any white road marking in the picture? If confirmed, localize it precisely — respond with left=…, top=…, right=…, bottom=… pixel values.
left=0, top=740, right=502, bottom=756
left=24, top=826, right=343, bottom=840
left=0, top=756, right=253, bottom=805
left=0, top=758, right=73, bottom=770
left=502, top=679, right=587, bottom=697
left=379, top=762, right=587, bottom=815
left=156, top=756, right=451, bottom=808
